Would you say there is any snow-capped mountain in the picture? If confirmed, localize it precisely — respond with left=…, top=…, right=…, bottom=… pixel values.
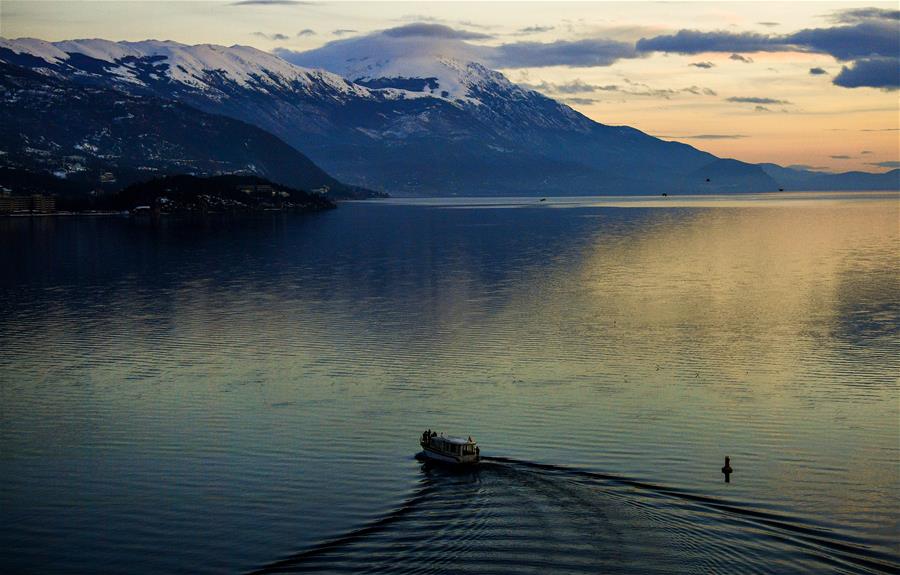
left=0, top=37, right=372, bottom=99
left=281, top=35, right=594, bottom=135
left=8, top=36, right=876, bottom=195
left=0, top=59, right=372, bottom=198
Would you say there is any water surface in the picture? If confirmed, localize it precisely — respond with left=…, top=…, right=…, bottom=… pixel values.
left=1, top=193, right=898, bottom=573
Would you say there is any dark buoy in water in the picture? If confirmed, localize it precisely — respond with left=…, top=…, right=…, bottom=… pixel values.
left=705, top=177, right=710, bottom=182
left=779, top=188, right=784, bottom=192
left=661, top=192, right=668, bottom=197
left=539, top=198, right=547, bottom=202
left=722, top=456, right=733, bottom=483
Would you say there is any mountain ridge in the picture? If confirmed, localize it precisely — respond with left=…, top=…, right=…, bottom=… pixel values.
left=0, top=59, right=376, bottom=199
left=1, top=36, right=896, bottom=195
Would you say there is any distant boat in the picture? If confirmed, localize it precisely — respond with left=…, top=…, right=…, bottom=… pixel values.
left=420, top=430, right=480, bottom=465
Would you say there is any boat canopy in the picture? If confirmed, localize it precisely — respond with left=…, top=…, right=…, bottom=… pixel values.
left=438, top=436, right=475, bottom=445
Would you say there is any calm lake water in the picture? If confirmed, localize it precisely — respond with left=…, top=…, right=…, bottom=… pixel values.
left=1, top=193, right=898, bottom=574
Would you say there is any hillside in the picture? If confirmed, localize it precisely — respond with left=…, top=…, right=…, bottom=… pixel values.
left=0, top=60, right=378, bottom=200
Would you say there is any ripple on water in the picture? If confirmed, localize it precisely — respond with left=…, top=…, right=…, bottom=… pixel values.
left=248, top=458, right=899, bottom=575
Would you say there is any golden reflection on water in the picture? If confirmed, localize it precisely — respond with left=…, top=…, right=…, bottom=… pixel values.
left=479, top=198, right=899, bottom=526
left=574, top=201, right=899, bottom=366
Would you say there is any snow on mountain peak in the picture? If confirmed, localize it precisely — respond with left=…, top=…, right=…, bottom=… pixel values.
left=0, top=37, right=69, bottom=64
left=275, top=30, right=513, bottom=104
left=0, top=37, right=370, bottom=97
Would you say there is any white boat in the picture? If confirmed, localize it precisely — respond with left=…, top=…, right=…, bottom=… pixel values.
left=419, top=430, right=480, bottom=465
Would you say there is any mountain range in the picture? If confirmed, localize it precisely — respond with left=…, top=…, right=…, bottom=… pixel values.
left=0, top=36, right=896, bottom=196
left=0, top=60, right=369, bottom=199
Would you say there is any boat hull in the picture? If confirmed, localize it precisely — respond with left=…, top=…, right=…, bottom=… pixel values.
left=420, top=445, right=479, bottom=465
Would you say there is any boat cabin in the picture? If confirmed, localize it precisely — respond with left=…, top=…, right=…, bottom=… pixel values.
left=420, top=430, right=480, bottom=464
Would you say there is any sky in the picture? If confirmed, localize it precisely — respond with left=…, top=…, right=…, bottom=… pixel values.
left=1, top=1, right=898, bottom=173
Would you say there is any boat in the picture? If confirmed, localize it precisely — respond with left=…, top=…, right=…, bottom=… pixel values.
left=419, top=430, right=480, bottom=465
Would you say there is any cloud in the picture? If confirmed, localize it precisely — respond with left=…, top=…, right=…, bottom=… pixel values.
left=251, top=32, right=289, bottom=41
left=563, top=97, right=597, bottom=105
left=685, top=86, right=718, bottom=96
left=332, top=29, right=358, bottom=36
left=831, top=7, right=900, bottom=24
left=636, top=20, right=899, bottom=89
left=726, top=96, right=790, bottom=104
left=383, top=23, right=492, bottom=40
left=833, top=57, right=899, bottom=90
left=788, top=21, right=898, bottom=60
left=729, top=53, right=754, bottom=63
left=755, top=105, right=772, bottom=112
left=393, top=15, right=495, bottom=31
left=526, top=79, right=618, bottom=94
left=297, top=29, right=316, bottom=37
left=635, top=20, right=899, bottom=61
left=527, top=78, right=716, bottom=99
left=830, top=155, right=852, bottom=159
left=636, top=31, right=781, bottom=55
left=867, top=161, right=900, bottom=168
left=516, top=26, right=555, bottom=35
left=636, top=22, right=898, bottom=60
left=284, top=18, right=889, bottom=81
left=689, top=61, right=715, bottom=69
left=758, top=22, right=780, bottom=27
left=860, top=128, right=899, bottom=131
left=860, top=150, right=873, bottom=154
left=490, top=38, right=637, bottom=68
left=809, top=67, right=828, bottom=75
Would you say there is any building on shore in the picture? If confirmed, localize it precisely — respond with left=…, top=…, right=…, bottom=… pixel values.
left=238, top=184, right=276, bottom=196
left=0, top=192, right=57, bottom=214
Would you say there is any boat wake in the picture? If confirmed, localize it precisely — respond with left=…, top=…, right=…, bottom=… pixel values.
left=247, top=458, right=898, bottom=574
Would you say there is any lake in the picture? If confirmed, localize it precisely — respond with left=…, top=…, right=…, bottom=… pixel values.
left=1, top=192, right=898, bottom=574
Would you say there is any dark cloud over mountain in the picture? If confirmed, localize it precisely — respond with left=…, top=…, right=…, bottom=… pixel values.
left=490, top=38, right=637, bottom=68
left=383, top=23, right=492, bottom=40
left=252, top=32, right=289, bottom=41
